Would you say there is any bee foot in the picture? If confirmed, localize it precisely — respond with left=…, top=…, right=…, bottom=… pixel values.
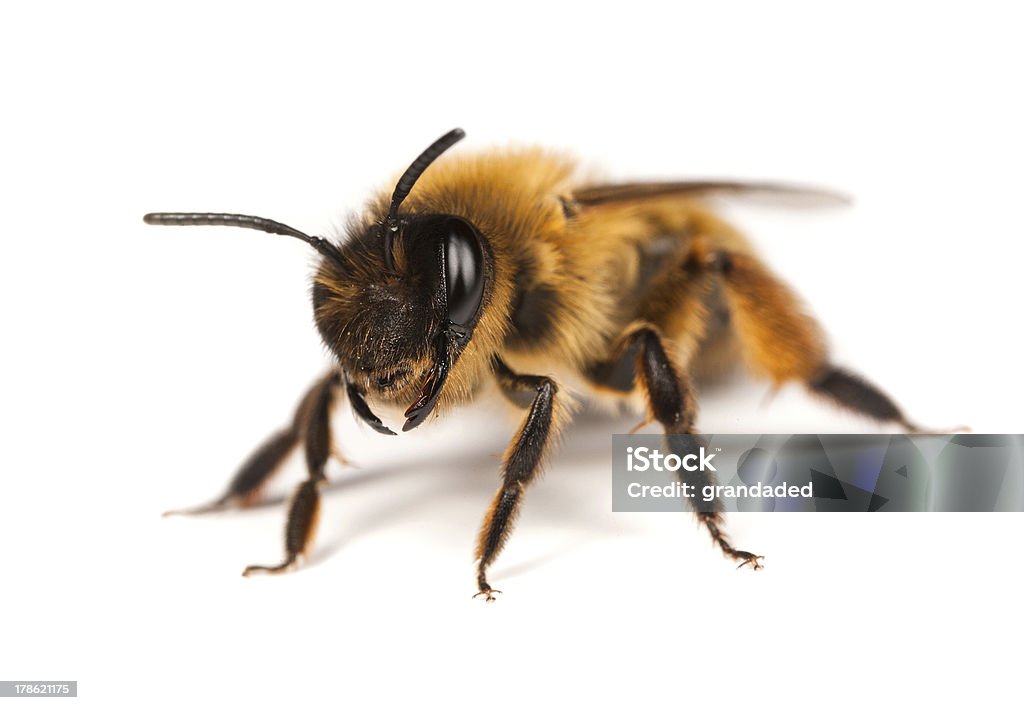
left=472, top=587, right=503, bottom=603
left=735, top=552, right=765, bottom=570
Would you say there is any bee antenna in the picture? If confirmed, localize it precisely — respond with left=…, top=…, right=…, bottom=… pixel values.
left=383, top=128, right=466, bottom=267
left=143, top=213, right=347, bottom=268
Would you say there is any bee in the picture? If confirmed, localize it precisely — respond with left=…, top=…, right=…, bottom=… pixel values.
left=145, top=128, right=926, bottom=601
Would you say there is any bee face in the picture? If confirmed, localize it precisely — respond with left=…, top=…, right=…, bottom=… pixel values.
left=312, top=266, right=434, bottom=401
left=312, top=214, right=490, bottom=410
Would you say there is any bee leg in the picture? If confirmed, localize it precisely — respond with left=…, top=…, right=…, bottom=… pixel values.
left=474, top=358, right=566, bottom=601
left=163, top=372, right=340, bottom=516
left=706, top=249, right=926, bottom=431
left=241, top=371, right=341, bottom=576
left=590, top=324, right=764, bottom=570
left=162, top=429, right=298, bottom=516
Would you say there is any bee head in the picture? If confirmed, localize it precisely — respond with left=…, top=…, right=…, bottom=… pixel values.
left=143, top=129, right=478, bottom=433
left=313, top=209, right=491, bottom=431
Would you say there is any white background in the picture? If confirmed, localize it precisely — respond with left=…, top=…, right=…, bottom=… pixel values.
left=2, top=2, right=1023, bottom=708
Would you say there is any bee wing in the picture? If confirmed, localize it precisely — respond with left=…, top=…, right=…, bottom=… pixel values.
left=571, top=181, right=851, bottom=208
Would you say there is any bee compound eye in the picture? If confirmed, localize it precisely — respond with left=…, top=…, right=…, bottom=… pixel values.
left=440, top=219, right=484, bottom=328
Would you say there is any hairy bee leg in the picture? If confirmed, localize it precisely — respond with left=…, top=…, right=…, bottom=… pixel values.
left=590, top=325, right=763, bottom=569
left=707, top=250, right=924, bottom=430
left=493, top=357, right=553, bottom=409
left=241, top=479, right=322, bottom=575
left=163, top=429, right=299, bottom=516
left=806, top=367, right=932, bottom=432
left=163, top=372, right=339, bottom=516
left=243, top=372, right=341, bottom=577
left=474, top=358, right=565, bottom=601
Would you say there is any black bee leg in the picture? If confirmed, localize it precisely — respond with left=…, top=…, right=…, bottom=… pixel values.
left=704, top=248, right=928, bottom=432
left=590, top=324, right=763, bottom=570
left=806, top=367, right=938, bottom=433
left=162, top=429, right=299, bottom=516
left=474, top=358, right=566, bottom=601
left=163, top=372, right=341, bottom=516
left=241, top=371, right=341, bottom=576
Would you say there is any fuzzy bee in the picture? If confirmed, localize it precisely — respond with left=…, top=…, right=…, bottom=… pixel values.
left=145, top=128, right=925, bottom=601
